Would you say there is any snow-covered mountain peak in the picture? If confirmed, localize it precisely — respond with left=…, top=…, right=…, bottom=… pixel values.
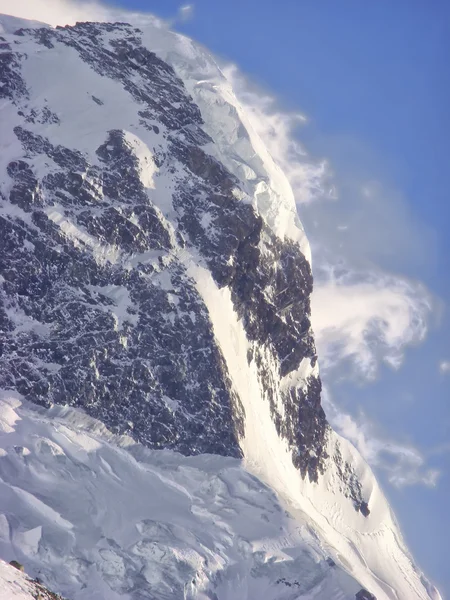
left=0, top=14, right=441, bottom=600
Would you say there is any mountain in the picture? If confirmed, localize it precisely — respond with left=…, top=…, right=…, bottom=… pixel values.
left=0, top=13, right=441, bottom=600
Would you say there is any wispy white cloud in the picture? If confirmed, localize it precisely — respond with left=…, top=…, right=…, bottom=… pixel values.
left=178, top=4, right=194, bottom=22
left=323, top=389, right=440, bottom=488
left=165, top=3, right=195, bottom=28
left=439, top=360, right=450, bottom=374
left=0, top=0, right=171, bottom=32
left=312, top=265, right=431, bottom=379
left=0, top=0, right=194, bottom=30
left=222, top=65, right=335, bottom=205
left=301, top=153, right=438, bottom=276
left=0, top=0, right=114, bottom=27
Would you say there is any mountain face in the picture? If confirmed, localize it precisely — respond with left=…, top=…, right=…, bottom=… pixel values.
left=0, top=14, right=441, bottom=600
left=0, top=17, right=325, bottom=474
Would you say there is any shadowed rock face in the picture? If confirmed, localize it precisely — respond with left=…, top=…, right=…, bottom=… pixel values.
left=356, top=589, right=377, bottom=600
left=0, top=21, right=334, bottom=483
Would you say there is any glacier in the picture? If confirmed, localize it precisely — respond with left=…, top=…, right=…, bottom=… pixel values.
left=0, top=12, right=441, bottom=600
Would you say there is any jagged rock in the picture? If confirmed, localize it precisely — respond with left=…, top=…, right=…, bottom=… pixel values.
left=0, top=19, right=332, bottom=483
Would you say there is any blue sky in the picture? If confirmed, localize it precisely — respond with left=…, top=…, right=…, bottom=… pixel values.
left=2, top=0, right=449, bottom=595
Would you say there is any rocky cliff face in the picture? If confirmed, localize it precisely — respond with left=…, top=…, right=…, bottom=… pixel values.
left=0, top=19, right=328, bottom=479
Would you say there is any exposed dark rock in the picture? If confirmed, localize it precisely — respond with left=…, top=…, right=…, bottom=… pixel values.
left=0, top=40, right=28, bottom=102
left=1, top=122, right=244, bottom=458
left=0, top=19, right=358, bottom=498
left=287, top=376, right=329, bottom=481
left=356, top=589, right=377, bottom=600
left=276, top=576, right=302, bottom=588
left=9, top=560, right=24, bottom=571
left=7, top=159, right=43, bottom=212
left=334, top=442, right=371, bottom=516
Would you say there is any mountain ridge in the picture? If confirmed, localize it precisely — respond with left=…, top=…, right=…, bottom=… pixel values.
left=0, top=14, right=441, bottom=600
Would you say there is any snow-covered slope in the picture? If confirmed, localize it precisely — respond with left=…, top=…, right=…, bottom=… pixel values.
left=0, top=392, right=441, bottom=600
left=0, top=392, right=375, bottom=600
left=0, top=13, right=441, bottom=600
left=0, top=558, right=66, bottom=599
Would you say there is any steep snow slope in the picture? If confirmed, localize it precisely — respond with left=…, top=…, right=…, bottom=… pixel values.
left=0, top=13, right=441, bottom=600
left=139, top=25, right=310, bottom=255
left=0, top=392, right=388, bottom=600
left=0, top=559, right=66, bottom=600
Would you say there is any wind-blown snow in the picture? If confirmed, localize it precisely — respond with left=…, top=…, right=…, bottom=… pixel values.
left=0, top=14, right=49, bottom=33
left=137, top=25, right=312, bottom=260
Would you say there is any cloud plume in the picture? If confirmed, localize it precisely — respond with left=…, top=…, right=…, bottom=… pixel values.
left=0, top=0, right=114, bottom=27
left=323, top=389, right=440, bottom=488
left=439, top=360, right=450, bottom=374
left=312, top=265, right=431, bottom=379
left=222, top=65, right=334, bottom=206
left=178, top=4, right=194, bottom=21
